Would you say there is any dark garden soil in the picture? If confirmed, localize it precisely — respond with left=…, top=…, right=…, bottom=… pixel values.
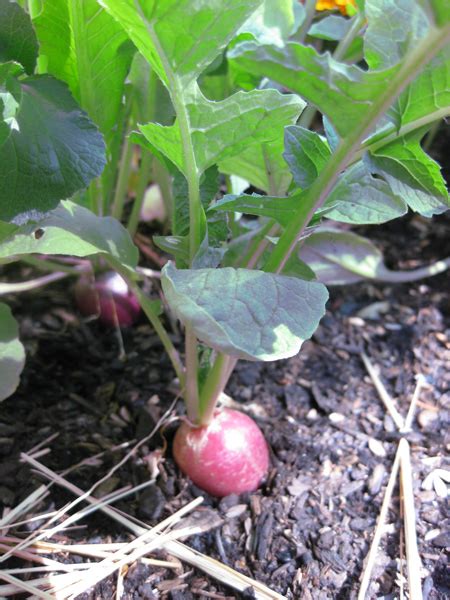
left=1, top=211, right=448, bottom=600
left=1, top=132, right=449, bottom=599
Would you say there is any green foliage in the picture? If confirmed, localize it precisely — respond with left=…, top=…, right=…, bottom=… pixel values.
left=364, top=0, right=429, bottom=69
left=309, top=15, right=353, bottom=41
left=161, top=261, right=328, bottom=361
left=32, top=0, right=135, bottom=153
left=99, top=0, right=261, bottom=86
left=0, top=74, right=105, bottom=223
left=283, top=126, right=331, bottom=189
left=228, top=41, right=397, bottom=138
left=0, top=200, right=138, bottom=271
left=1, top=0, right=449, bottom=426
left=299, top=228, right=450, bottom=285
left=324, top=162, right=408, bottom=224
left=139, top=85, right=303, bottom=176
left=0, top=0, right=38, bottom=73
left=0, top=1, right=106, bottom=222
left=0, top=302, right=25, bottom=401
left=368, top=129, right=449, bottom=216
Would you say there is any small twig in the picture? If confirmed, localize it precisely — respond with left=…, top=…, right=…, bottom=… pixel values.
left=136, top=266, right=162, bottom=279
left=0, top=272, right=69, bottom=295
left=358, top=443, right=402, bottom=599
left=399, top=439, right=423, bottom=600
left=361, top=353, right=405, bottom=430
left=0, top=486, right=49, bottom=530
left=0, top=572, right=54, bottom=599
left=401, top=375, right=426, bottom=433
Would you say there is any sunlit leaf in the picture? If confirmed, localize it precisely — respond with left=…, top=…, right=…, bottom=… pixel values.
left=0, top=200, right=138, bottom=271
left=0, top=0, right=38, bottom=73
left=99, top=0, right=261, bottom=85
left=0, top=302, right=25, bottom=402
left=0, top=75, right=105, bottom=223
left=162, top=261, right=328, bottom=361
left=139, top=85, right=303, bottom=175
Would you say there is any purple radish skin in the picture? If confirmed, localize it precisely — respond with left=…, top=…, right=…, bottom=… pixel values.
left=75, top=271, right=140, bottom=327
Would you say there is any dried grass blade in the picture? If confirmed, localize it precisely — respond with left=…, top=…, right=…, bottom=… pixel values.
left=0, top=571, right=54, bottom=599
left=358, top=443, right=402, bottom=599
left=399, top=439, right=423, bottom=600
left=361, top=353, right=405, bottom=430
left=0, top=485, right=49, bottom=529
left=22, top=456, right=285, bottom=600
left=402, top=375, right=426, bottom=433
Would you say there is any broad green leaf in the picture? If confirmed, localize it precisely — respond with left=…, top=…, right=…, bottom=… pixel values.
left=368, top=130, right=449, bottom=216
left=221, top=137, right=294, bottom=195
left=0, top=0, right=38, bottom=74
left=364, top=0, right=429, bottom=69
left=0, top=302, right=25, bottom=401
left=299, top=229, right=394, bottom=284
left=0, top=62, right=23, bottom=145
left=32, top=0, right=135, bottom=149
left=218, top=101, right=306, bottom=195
left=139, top=85, right=303, bottom=175
left=0, top=75, right=106, bottom=223
left=99, top=0, right=261, bottom=86
left=324, top=162, right=408, bottom=224
left=282, top=253, right=316, bottom=281
left=309, top=14, right=353, bottom=41
left=283, top=126, right=331, bottom=189
left=161, top=261, right=328, bottom=361
left=211, top=192, right=303, bottom=227
left=300, top=228, right=450, bottom=284
left=0, top=220, right=17, bottom=242
left=153, top=235, right=190, bottom=266
left=0, top=200, right=138, bottom=271
left=173, top=166, right=219, bottom=237
left=129, top=53, right=174, bottom=125
left=393, top=46, right=450, bottom=129
left=238, top=0, right=302, bottom=47
left=228, top=41, right=396, bottom=137
left=323, top=116, right=340, bottom=152
left=429, top=0, right=450, bottom=25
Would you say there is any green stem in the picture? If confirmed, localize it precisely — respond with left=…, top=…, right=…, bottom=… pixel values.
left=21, top=256, right=85, bottom=275
left=333, top=11, right=365, bottom=62
left=127, top=151, right=153, bottom=236
left=296, top=0, right=317, bottom=44
left=238, top=220, right=275, bottom=267
left=112, top=133, right=134, bottom=221
left=184, top=328, right=200, bottom=423
left=124, top=278, right=185, bottom=388
left=423, top=119, right=442, bottom=152
left=357, top=107, right=450, bottom=160
left=264, top=25, right=450, bottom=274
left=0, top=272, right=70, bottom=295
left=142, top=16, right=204, bottom=419
left=198, top=353, right=229, bottom=423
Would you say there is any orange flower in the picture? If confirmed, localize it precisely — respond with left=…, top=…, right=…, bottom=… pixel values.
left=316, top=0, right=357, bottom=16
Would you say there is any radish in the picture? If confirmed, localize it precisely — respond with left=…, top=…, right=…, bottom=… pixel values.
left=173, top=408, right=269, bottom=497
left=74, top=271, right=140, bottom=327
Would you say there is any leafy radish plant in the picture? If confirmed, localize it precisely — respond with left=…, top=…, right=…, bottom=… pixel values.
left=0, top=0, right=449, bottom=495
